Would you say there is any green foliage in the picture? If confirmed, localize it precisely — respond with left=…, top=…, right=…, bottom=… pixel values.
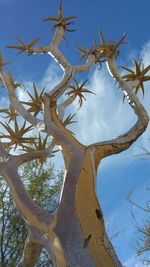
left=6, top=35, right=40, bottom=54
left=42, top=0, right=78, bottom=32
left=76, top=32, right=127, bottom=64
left=0, top=108, right=19, bottom=123
left=136, top=219, right=150, bottom=262
left=21, top=83, right=45, bottom=117
left=128, top=188, right=150, bottom=265
left=0, top=160, right=63, bottom=266
left=7, top=70, right=25, bottom=90
left=121, top=59, right=150, bottom=97
left=0, top=118, right=34, bottom=150
left=66, top=78, right=95, bottom=109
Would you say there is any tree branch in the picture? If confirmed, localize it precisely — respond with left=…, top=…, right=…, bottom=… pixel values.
left=0, top=160, right=54, bottom=233
left=58, top=95, right=76, bottom=121
left=0, top=71, right=40, bottom=127
left=89, top=58, right=149, bottom=160
left=10, top=141, right=56, bottom=167
left=73, top=56, right=95, bottom=73
left=17, top=230, right=43, bottom=267
left=43, top=94, right=84, bottom=150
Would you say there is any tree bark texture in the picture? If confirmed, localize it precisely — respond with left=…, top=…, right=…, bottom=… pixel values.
left=0, top=15, right=149, bottom=267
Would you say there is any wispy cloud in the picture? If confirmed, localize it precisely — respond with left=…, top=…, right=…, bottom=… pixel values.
left=17, top=61, right=62, bottom=101
left=69, top=43, right=150, bottom=162
left=0, top=31, right=150, bottom=266
left=124, top=255, right=145, bottom=267
left=73, top=66, right=136, bottom=146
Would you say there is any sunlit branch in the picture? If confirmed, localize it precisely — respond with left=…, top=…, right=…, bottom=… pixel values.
left=89, top=58, right=149, bottom=159
left=0, top=71, right=40, bottom=127
left=57, top=95, right=76, bottom=121
left=0, top=160, right=54, bottom=232
left=73, top=56, right=95, bottom=73
left=11, top=143, right=56, bottom=167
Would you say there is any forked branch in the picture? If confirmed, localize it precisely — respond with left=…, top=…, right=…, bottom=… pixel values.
left=90, top=58, right=149, bottom=161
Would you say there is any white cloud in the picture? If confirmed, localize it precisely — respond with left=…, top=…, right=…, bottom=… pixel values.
left=141, top=40, right=150, bottom=66
left=73, top=67, right=136, bottom=146
left=1, top=37, right=150, bottom=160
left=3, top=40, right=150, bottom=166
left=65, top=42, right=150, bottom=164
left=1, top=30, right=150, bottom=267
left=0, top=61, right=63, bottom=154
left=17, top=61, right=63, bottom=102
left=124, top=255, right=145, bottom=267
left=40, top=61, right=63, bottom=92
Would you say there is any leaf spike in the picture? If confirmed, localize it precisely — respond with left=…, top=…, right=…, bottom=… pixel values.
left=0, top=51, right=10, bottom=71
left=115, top=31, right=127, bottom=50
left=42, top=1, right=78, bottom=32
left=14, top=34, right=25, bottom=46
left=28, top=37, right=40, bottom=48
left=59, top=0, right=63, bottom=18
left=99, top=29, right=106, bottom=46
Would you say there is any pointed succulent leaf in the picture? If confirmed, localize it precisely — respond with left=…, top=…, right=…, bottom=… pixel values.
left=8, top=70, right=25, bottom=90
left=0, top=51, right=10, bottom=70
left=142, top=65, right=150, bottom=75
left=73, top=78, right=79, bottom=87
left=66, top=78, right=95, bottom=109
left=134, top=84, right=141, bottom=95
left=122, top=74, right=134, bottom=79
left=121, top=59, right=150, bottom=98
left=32, top=82, right=38, bottom=99
left=0, top=108, right=9, bottom=113
left=6, top=35, right=26, bottom=52
left=14, top=35, right=25, bottom=46
left=42, top=17, right=60, bottom=22
left=58, top=0, right=63, bottom=17
left=75, top=46, right=88, bottom=55
left=0, top=118, right=35, bottom=150
left=0, top=108, right=19, bottom=122
left=81, top=88, right=96, bottom=95
left=63, top=113, right=77, bottom=127
left=115, top=31, right=127, bottom=50
left=140, top=82, right=145, bottom=97
left=14, top=117, right=19, bottom=133
left=65, top=89, right=76, bottom=96
left=75, top=46, right=90, bottom=62
left=98, top=31, right=127, bottom=59
left=6, top=45, right=25, bottom=51
left=7, top=35, right=40, bottom=53
left=28, top=37, right=40, bottom=48
left=143, top=76, right=150, bottom=81
left=99, top=31, right=107, bottom=47
left=67, top=84, right=75, bottom=90
left=80, top=79, right=89, bottom=88
left=42, top=0, right=78, bottom=32
left=133, top=58, right=142, bottom=75
left=0, top=122, right=15, bottom=136
left=21, top=83, right=44, bottom=116
left=120, top=66, right=135, bottom=74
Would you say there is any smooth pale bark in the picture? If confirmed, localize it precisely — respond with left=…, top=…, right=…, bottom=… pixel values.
left=0, top=21, right=149, bottom=266
left=17, top=238, right=42, bottom=267
left=53, top=147, right=122, bottom=267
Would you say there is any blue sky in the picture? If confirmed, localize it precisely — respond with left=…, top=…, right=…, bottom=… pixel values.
left=0, top=0, right=150, bottom=266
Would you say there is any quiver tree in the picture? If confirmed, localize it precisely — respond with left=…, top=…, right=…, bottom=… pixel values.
left=0, top=1, right=149, bottom=266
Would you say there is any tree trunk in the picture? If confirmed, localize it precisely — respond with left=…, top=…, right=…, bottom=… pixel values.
left=0, top=16, right=149, bottom=266
left=52, top=148, right=122, bottom=267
